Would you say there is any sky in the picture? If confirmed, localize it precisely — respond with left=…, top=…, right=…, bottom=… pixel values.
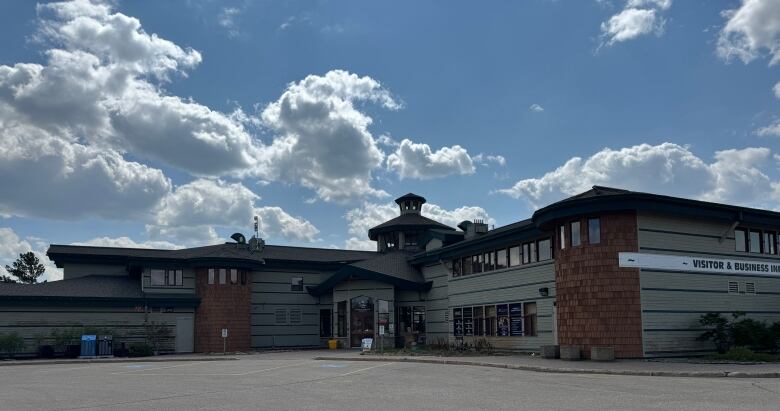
left=1, top=0, right=780, bottom=281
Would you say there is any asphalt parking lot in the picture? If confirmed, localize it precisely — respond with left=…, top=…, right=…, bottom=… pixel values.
left=1, top=351, right=779, bottom=411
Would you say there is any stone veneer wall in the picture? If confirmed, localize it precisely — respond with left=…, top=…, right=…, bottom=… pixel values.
left=554, top=212, right=643, bottom=358
left=194, top=268, right=251, bottom=353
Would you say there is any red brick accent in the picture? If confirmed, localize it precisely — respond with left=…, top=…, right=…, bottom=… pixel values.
left=194, top=268, right=251, bottom=353
left=555, top=212, right=643, bottom=358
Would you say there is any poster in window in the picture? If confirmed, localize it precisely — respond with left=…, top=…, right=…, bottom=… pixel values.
left=509, top=303, right=524, bottom=336
left=463, top=307, right=474, bottom=336
left=453, top=308, right=463, bottom=337
left=496, top=304, right=509, bottom=336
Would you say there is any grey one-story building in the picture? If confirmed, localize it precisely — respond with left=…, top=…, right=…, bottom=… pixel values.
left=2, top=187, right=780, bottom=358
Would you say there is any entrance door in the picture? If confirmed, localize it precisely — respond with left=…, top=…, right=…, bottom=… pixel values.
left=350, top=296, right=374, bottom=347
left=396, top=306, right=426, bottom=347
left=175, top=316, right=194, bottom=353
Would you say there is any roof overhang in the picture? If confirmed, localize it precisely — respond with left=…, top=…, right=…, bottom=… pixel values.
left=307, top=265, right=432, bottom=297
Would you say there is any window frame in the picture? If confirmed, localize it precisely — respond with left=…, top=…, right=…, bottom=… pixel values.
left=570, top=221, right=581, bottom=247
left=291, top=277, right=304, bottom=292
left=588, top=218, right=601, bottom=245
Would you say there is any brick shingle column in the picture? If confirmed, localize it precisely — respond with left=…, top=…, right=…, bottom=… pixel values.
left=554, top=212, right=643, bottom=358
left=194, top=268, right=251, bottom=353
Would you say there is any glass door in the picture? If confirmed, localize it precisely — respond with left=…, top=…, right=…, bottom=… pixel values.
left=350, top=296, right=374, bottom=348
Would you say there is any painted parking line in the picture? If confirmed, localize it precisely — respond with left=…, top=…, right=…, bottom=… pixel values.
left=112, top=360, right=317, bottom=377
left=111, top=361, right=210, bottom=375
left=35, top=363, right=127, bottom=374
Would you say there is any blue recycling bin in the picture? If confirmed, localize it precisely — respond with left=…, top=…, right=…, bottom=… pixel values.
left=80, top=335, right=97, bottom=357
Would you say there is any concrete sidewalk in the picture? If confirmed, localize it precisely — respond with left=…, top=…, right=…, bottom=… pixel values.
left=313, top=350, right=780, bottom=378
left=0, top=353, right=240, bottom=367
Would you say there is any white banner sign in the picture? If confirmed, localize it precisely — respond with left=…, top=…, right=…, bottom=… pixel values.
left=619, top=252, right=780, bottom=277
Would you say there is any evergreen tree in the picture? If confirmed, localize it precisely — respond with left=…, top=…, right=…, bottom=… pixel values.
left=3, top=252, right=45, bottom=284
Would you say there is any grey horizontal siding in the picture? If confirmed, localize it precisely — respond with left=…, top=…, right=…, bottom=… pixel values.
left=0, top=305, right=188, bottom=356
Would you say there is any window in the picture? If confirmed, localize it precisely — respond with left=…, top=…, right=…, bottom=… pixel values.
left=749, top=230, right=761, bottom=253
left=764, top=232, right=777, bottom=255
left=229, top=269, right=238, bottom=284
left=484, top=305, right=496, bottom=336
left=337, top=301, right=347, bottom=337
left=588, top=218, right=601, bottom=244
left=745, top=282, right=756, bottom=294
left=452, top=259, right=461, bottom=277
left=291, top=277, right=303, bottom=291
left=275, top=308, right=287, bottom=324
left=150, top=269, right=165, bottom=286
left=473, top=254, right=483, bottom=274
left=496, top=249, right=507, bottom=270
left=484, top=251, right=494, bottom=271
left=405, top=233, right=418, bottom=247
left=164, top=307, right=174, bottom=313
left=463, top=307, right=474, bottom=336
left=509, top=246, right=521, bottom=267
left=735, top=229, right=747, bottom=252
left=522, top=243, right=530, bottom=264
left=462, top=257, right=472, bottom=275
left=559, top=225, right=566, bottom=250
left=523, top=302, right=537, bottom=336
left=219, top=269, right=227, bottom=284
left=473, top=306, right=484, bottom=336
left=151, top=269, right=182, bottom=286
left=728, top=281, right=739, bottom=294
left=320, top=309, right=332, bottom=338
left=289, top=308, right=302, bottom=323
left=571, top=221, right=581, bottom=247
left=208, top=268, right=215, bottom=284
left=537, top=239, right=551, bottom=261
left=529, top=242, right=537, bottom=263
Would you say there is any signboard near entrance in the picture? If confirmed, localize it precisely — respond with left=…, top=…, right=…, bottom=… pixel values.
left=221, top=329, right=228, bottom=338
left=509, top=303, right=523, bottom=336
left=361, top=338, right=373, bottom=351
left=497, top=304, right=509, bottom=336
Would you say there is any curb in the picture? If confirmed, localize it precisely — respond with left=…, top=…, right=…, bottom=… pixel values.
left=0, top=356, right=240, bottom=367
left=312, top=356, right=780, bottom=378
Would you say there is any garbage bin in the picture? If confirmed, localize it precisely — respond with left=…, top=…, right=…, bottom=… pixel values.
left=328, top=339, right=338, bottom=350
left=97, top=335, right=113, bottom=357
left=80, top=335, right=97, bottom=357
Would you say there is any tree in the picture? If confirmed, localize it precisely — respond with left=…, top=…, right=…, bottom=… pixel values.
left=3, top=252, right=45, bottom=284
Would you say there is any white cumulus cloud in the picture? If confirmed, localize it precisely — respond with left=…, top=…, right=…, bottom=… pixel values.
left=717, top=0, right=780, bottom=66
left=147, top=179, right=319, bottom=245
left=599, top=0, right=672, bottom=47
left=499, top=142, right=780, bottom=210
left=386, top=139, right=476, bottom=180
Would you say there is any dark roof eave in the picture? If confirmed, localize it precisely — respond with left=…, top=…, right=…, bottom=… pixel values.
left=307, top=266, right=429, bottom=297
left=0, top=295, right=201, bottom=307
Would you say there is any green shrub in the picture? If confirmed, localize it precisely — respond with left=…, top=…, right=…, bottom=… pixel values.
left=0, top=333, right=26, bottom=358
left=712, top=347, right=780, bottom=362
left=697, top=312, right=779, bottom=353
left=128, top=343, right=154, bottom=357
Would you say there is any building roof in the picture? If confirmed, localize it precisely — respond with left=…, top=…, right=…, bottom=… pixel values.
left=0, top=275, right=143, bottom=298
left=367, top=213, right=455, bottom=240
left=532, top=185, right=780, bottom=228
left=0, top=275, right=199, bottom=306
left=410, top=218, right=538, bottom=263
left=395, top=192, right=426, bottom=205
left=307, top=251, right=429, bottom=296
left=47, top=243, right=377, bottom=268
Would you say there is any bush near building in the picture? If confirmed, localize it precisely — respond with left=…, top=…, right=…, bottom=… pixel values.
left=698, top=312, right=780, bottom=357
left=0, top=332, right=25, bottom=359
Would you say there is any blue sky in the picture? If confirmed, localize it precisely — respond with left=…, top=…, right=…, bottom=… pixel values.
left=1, top=0, right=780, bottom=280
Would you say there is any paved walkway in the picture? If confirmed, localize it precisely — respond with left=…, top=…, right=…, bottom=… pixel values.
left=313, top=350, right=780, bottom=378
